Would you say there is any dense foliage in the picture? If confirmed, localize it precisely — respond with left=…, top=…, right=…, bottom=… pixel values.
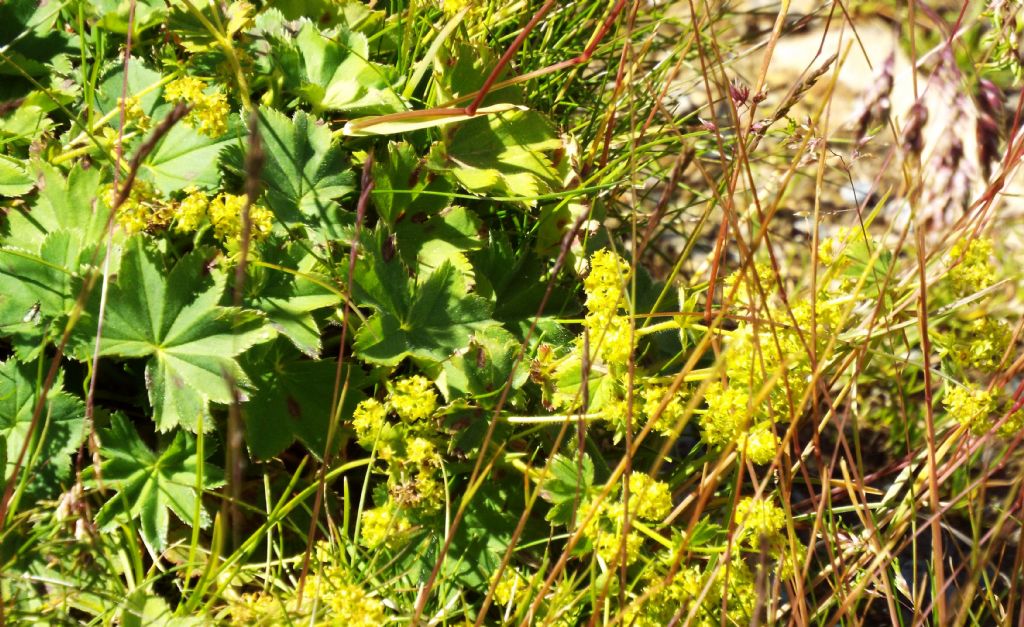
left=2, top=0, right=1024, bottom=624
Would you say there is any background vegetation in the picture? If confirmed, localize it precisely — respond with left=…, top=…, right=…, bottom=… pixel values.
left=1, top=0, right=1023, bottom=624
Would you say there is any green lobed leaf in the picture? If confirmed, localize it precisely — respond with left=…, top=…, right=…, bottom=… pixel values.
left=351, top=229, right=500, bottom=366
left=394, top=205, right=482, bottom=278
left=238, top=243, right=340, bottom=357
left=426, top=109, right=563, bottom=202
left=540, top=453, right=595, bottom=524
left=231, top=107, right=355, bottom=235
left=89, top=413, right=224, bottom=556
left=72, top=238, right=275, bottom=432
left=442, top=326, right=528, bottom=408
left=0, top=359, right=85, bottom=501
left=0, top=155, right=34, bottom=196
left=239, top=338, right=365, bottom=460
left=139, top=114, right=244, bottom=194
left=289, top=22, right=404, bottom=115
left=370, top=141, right=451, bottom=228
left=6, top=161, right=110, bottom=250
left=470, top=232, right=576, bottom=344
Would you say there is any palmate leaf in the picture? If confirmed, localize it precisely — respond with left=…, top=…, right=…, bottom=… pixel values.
left=540, top=453, right=595, bottom=524
left=0, top=359, right=85, bottom=500
left=370, top=141, right=451, bottom=228
left=427, top=109, right=563, bottom=202
left=351, top=228, right=499, bottom=366
left=240, top=338, right=365, bottom=460
left=0, top=155, right=33, bottom=196
left=0, top=163, right=115, bottom=359
left=72, top=238, right=275, bottom=432
left=442, top=326, right=528, bottom=409
left=6, top=161, right=110, bottom=250
left=0, top=230, right=85, bottom=327
left=238, top=243, right=340, bottom=357
left=227, top=107, right=355, bottom=235
left=288, top=21, right=404, bottom=115
left=394, top=205, right=482, bottom=278
left=139, top=115, right=244, bottom=193
left=96, top=58, right=242, bottom=194
left=89, top=413, right=224, bottom=556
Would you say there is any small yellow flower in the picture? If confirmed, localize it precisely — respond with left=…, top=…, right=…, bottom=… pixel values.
left=699, top=382, right=749, bottom=447
left=322, top=582, right=387, bottom=625
left=943, top=383, right=998, bottom=435
left=359, top=502, right=411, bottom=549
left=947, top=237, right=995, bottom=296
left=738, top=421, right=779, bottom=465
left=175, top=186, right=209, bottom=233
left=106, top=181, right=169, bottom=235
left=406, top=437, right=439, bottom=467
left=724, top=262, right=776, bottom=305
left=492, top=568, right=529, bottom=606
left=735, top=496, right=786, bottom=543
left=584, top=249, right=630, bottom=318
left=641, top=385, right=687, bottom=436
left=164, top=76, right=230, bottom=138
left=594, top=528, right=644, bottom=565
left=627, top=472, right=672, bottom=521
left=352, top=398, right=387, bottom=441
left=207, top=193, right=273, bottom=243
left=951, top=318, right=1012, bottom=372
left=439, top=0, right=472, bottom=15
left=389, top=376, right=437, bottom=422
left=117, top=95, right=151, bottom=131
left=584, top=312, right=633, bottom=366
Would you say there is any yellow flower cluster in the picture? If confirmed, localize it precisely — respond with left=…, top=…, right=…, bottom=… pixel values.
left=492, top=568, right=530, bottom=606
left=116, top=95, right=151, bottom=131
left=173, top=188, right=273, bottom=245
left=583, top=249, right=634, bottom=366
left=389, top=436, right=443, bottom=509
left=439, top=0, right=472, bottom=15
left=627, top=472, right=673, bottom=521
left=209, top=193, right=273, bottom=243
left=176, top=187, right=208, bottom=232
left=698, top=285, right=843, bottom=462
left=106, top=181, right=172, bottom=235
left=738, top=422, right=780, bottom=465
left=700, top=382, right=750, bottom=447
left=352, top=398, right=387, bottom=442
left=997, top=402, right=1024, bottom=437
left=734, top=496, right=786, bottom=544
left=634, top=559, right=756, bottom=627
left=321, top=582, right=387, bottom=626
left=390, top=375, right=438, bottom=422
left=725, top=319, right=811, bottom=420
left=950, top=318, right=1012, bottom=372
left=724, top=262, right=776, bottom=306
left=943, top=383, right=998, bottom=436
left=641, top=385, right=687, bottom=436
left=578, top=498, right=642, bottom=565
left=942, top=383, right=1024, bottom=437
left=164, top=75, right=230, bottom=137
left=229, top=591, right=284, bottom=623
left=578, top=473, right=671, bottom=566
left=352, top=378, right=445, bottom=519
left=947, top=237, right=995, bottom=296
left=359, top=501, right=412, bottom=549
left=632, top=566, right=712, bottom=627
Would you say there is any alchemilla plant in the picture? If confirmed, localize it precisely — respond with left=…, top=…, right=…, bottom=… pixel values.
left=2, top=0, right=1024, bottom=624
